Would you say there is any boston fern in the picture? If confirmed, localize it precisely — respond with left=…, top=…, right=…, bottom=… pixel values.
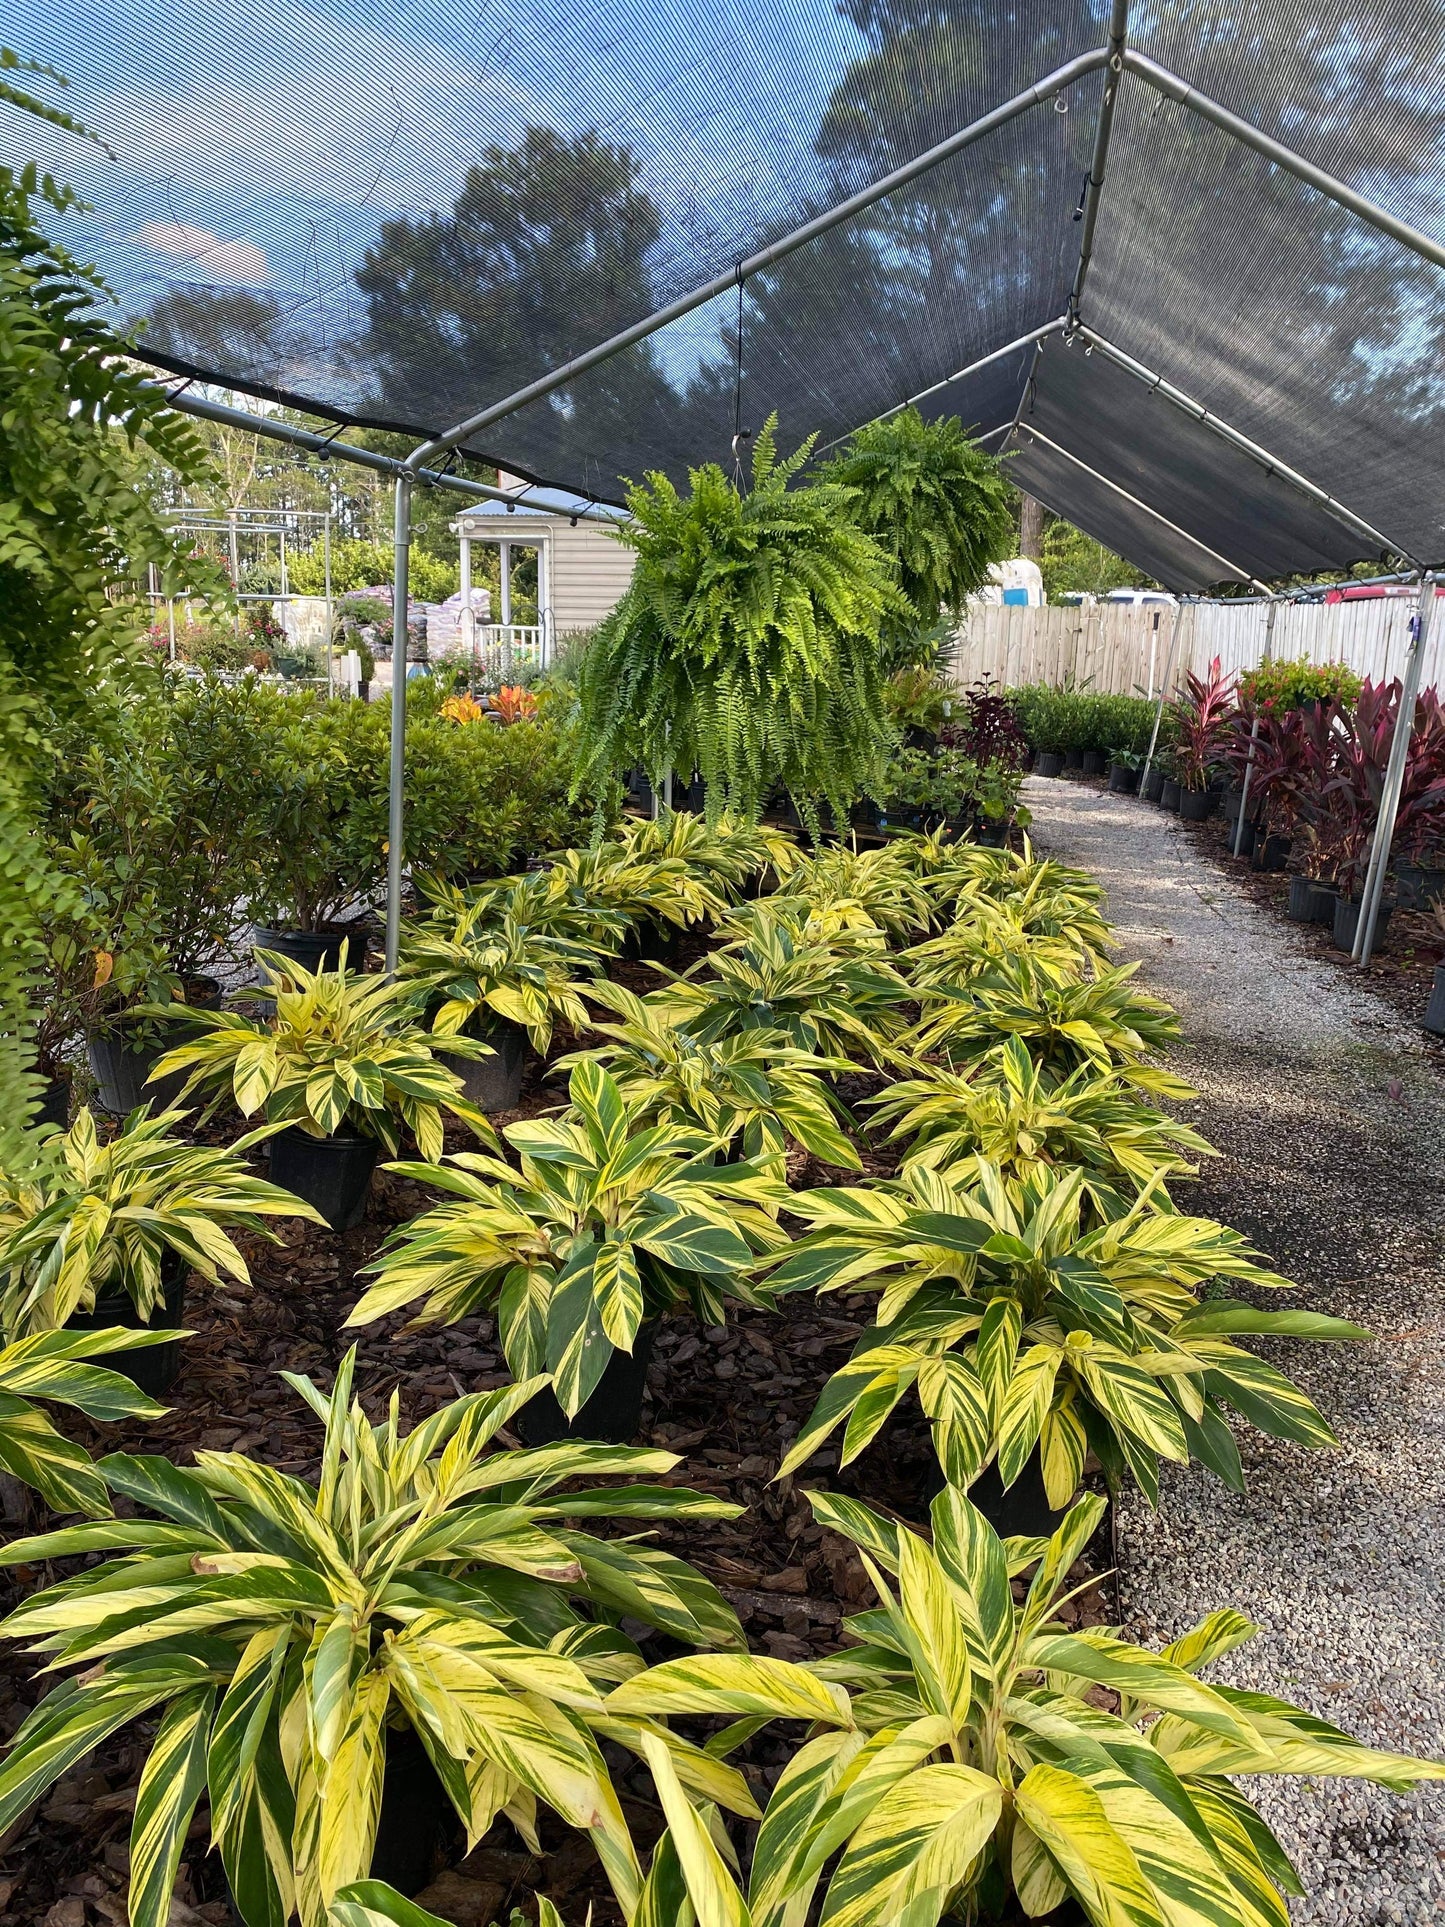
left=575, top=418, right=906, bottom=829
left=0, top=1353, right=756, bottom=1927
left=819, top=407, right=1015, bottom=668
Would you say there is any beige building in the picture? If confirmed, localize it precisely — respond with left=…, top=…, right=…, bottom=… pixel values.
left=451, top=476, right=634, bottom=678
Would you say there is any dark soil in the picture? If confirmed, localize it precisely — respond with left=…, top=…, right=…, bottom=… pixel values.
left=0, top=931, right=1110, bottom=1927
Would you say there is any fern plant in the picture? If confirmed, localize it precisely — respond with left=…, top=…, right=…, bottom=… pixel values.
left=575, top=419, right=906, bottom=832
left=818, top=408, right=1015, bottom=668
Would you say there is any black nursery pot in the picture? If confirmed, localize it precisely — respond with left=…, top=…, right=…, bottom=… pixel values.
left=1286, top=874, right=1317, bottom=922
left=269, top=1126, right=378, bottom=1231
left=1159, top=777, right=1182, bottom=812
left=66, top=1251, right=187, bottom=1399
left=1079, top=749, right=1107, bottom=777
left=438, top=1016, right=527, bottom=1113
left=1228, top=816, right=1257, bottom=859
left=86, top=981, right=221, bottom=1117
left=37, top=1076, right=70, bottom=1131
left=621, top=919, right=683, bottom=965
left=516, top=1322, right=659, bottom=1447
left=1140, top=766, right=1165, bottom=803
left=1178, top=786, right=1218, bottom=822
left=1424, top=963, right=1445, bottom=1038
left=1063, top=748, right=1085, bottom=772
left=967, top=1454, right=1073, bottom=1542
left=250, top=923, right=372, bottom=975
left=1332, top=894, right=1393, bottom=952
left=1392, top=862, right=1445, bottom=911
left=1106, top=762, right=1139, bottom=794
left=1307, top=879, right=1340, bottom=924
left=1251, top=832, right=1291, bottom=874
left=1035, top=751, right=1065, bottom=779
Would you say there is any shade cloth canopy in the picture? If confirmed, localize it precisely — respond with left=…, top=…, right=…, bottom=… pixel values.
left=6, top=0, right=1444, bottom=585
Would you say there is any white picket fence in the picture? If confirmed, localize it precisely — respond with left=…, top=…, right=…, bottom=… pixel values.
left=948, top=595, right=1445, bottom=697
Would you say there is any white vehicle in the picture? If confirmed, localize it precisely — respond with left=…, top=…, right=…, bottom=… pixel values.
left=1101, top=587, right=1178, bottom=610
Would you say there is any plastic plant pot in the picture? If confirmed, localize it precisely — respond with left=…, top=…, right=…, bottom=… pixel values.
left=966, top=1452, right=1074, bottom=1542
left=269, top=1126, right=378, bottom=1231
left=1392, top=863, right=1445, bottom=911
left=438, top=1017, right=527, bottom=1114
left=1308, top=881, right=1341, bottom=924
left=1159, top=778, right=1182, bottom=812
left=65, top=1251, right=187, bottom=1399
left=1035, top=751, right=1065, bottom=778
left=1424, top=963, right=1445, bottom=1037
left=1140, top=767, right=1165, bottom=803
left=1251, top=832, right=1292, bottom=873
left=1063, top=748, right=1085, bottom=772
left=1178, top=787, right=1219, bottom=822
left=1106, top=763, right=1139, bottom=794
left=1080, top=750, right=1107, bottom=777
left=516, top=1322, right=659, bottom=1447
left=1286, top=875, right=1317, bottom=922
left=1331, top=894, right=1393, bottom=953
left=250, top=924, right=372, bottom=975
left=1229, top=818, right=1257, bottom=860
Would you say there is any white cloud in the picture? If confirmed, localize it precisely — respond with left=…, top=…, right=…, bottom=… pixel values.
left=131, top=221, right=271, bottom=285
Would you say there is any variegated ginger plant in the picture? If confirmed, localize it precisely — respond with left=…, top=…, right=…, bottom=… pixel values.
left=0, top=1351, right=755, bottom=1927
left=769, top=1160, right=1365, bottom=1506
left=612, top=1489, right=1445, bottom=1927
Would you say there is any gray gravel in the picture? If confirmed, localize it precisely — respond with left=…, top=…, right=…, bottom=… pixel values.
left=1024, top=776, right=1445, bottom=1926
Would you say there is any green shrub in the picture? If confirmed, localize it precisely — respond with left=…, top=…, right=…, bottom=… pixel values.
left=1008, top=685, right=1156, bottom=757
left=1240, top=656, right=1363, bottom=712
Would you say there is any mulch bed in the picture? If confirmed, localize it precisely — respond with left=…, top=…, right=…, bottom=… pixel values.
left=1, top=934, right=1111, bottom=1927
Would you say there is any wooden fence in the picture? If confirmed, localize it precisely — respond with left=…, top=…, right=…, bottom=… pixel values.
left=948, top=595, right=1445, bottom=697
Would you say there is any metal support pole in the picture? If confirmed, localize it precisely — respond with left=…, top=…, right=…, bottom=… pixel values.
left=229, top=510, right=241, bottom=642
left=405, top=47, right=1110, bottom=470
left=1353, top=575, right=1437, bottom=965
left=139, top=381, right=622, bottom=523
left=385, top=478, right=412, bottom=976
left=1066, top=0, right=1129, bottom=326
left=322, top=516, right=334, bottom=694
left=1147, top=609, right=1159, bottom=700
left=1141, top=601, right=1186, bottom=784
left=1232, top=599, right=1278, bottom=856
left=499, top=541, right=513, bottom=681
left=167, top=597, right=177, bottom=663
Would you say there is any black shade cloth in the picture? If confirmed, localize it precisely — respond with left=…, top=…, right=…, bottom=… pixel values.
left=4, top=0, right=1443, bottom=578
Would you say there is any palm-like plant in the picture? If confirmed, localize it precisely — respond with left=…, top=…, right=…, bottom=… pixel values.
left=150, top=950, right=495, bottom=1159
left=348, top=1061, right=787, bottom=1415
left=912, top=954, right=1186, bottom=1093
left=398, top=905, right=594, bottom=1054
left=774, top=843, right=936, bottom=940
left=558, top=983, right=860, bottom=1173
left=725, top=1490, right=1442, bottom=1927
left=1173, top=655, right=1235, bottom=791
left=867, top=1037, right=1213, bottom=1206
left=0, top=1354, right=757, bottom=1927
left=653, top=906, right=912, bottom=1068
left=771, top=1160, right=1365, bottom=1504
left=0, top=1106, right=320, bottom=1333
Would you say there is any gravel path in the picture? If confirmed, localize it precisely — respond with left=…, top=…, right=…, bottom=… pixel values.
left=1023, top=776, right=1445, bottom=1927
